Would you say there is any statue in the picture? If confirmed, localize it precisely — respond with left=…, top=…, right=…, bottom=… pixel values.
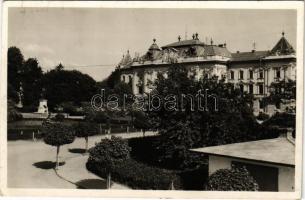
left=16, top=82, right=23, bottom=108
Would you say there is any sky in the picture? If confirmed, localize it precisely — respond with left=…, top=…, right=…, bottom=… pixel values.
left=8, top=8, right=296, bottom=81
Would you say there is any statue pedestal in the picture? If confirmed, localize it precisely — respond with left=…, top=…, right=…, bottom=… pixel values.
left=37, top=99, right=48, bottom=114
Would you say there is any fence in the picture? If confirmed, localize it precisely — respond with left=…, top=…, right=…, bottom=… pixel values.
left=8, top=124, right=140, bottom=141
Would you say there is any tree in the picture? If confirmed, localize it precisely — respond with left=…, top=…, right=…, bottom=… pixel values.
left=146, top=64, right=260, bottom=169
left=132, top=111, right=152, bottom=136
left=74, top=122, right=98, bottom=152
left=88, top=136, right=131, bottom=188
left=8, top=47, right=24, bottom=91
left=42, top=122, right=75, bottom=169
left=20, top=58, right=43, bottom=106
left=7, top=99, right=22, bottom=122
left=207, top=166, right=259, bottom=191
left=263, top=79, right=296, bottom=108
left=107, top=68, right=121, bottom=89
left=42, top=64, right=98, bottom=109
left=54, top=113, right=65, bottom=122
left=8, top=83, right=19, bottom=103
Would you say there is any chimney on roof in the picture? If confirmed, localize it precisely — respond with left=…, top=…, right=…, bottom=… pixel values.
left=195, top=32, right=199, bottom=40
left=192, top=34, right=195, bottom=40
left=224, top=42, right=227, bottom=48
left=282, top=31, right=285, bottom=37
left=210, top=38, right=213, bottom=45
left=178, top=35, right=181, bottom=42
left=236, top=51, right=240, bottom=53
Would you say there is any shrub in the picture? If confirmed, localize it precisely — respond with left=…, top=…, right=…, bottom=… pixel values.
left=256, top=112, right=270, bottom=121
left=54, top=113, right=65, bottom=122
left=42, top=122, right=75, bottom=169
left=93, top=112, right=110, bottom=124
left=207, top=167, right=259, bottom=191
left=8, top=100, right=23, bottom=122
left=21, top=104, right=37, bottom=112
left=263, top=112, right=295, bottom=128
left=87, top=158, right=182, bottom=190
left=128, top=136, right=160, bottom=165
left=73, top=122, right=99, bottom=151
left=133, top=111, right=152, bottom=136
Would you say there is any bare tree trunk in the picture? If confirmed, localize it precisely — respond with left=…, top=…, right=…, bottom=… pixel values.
left=85, top=137, right=88, bottom=152
left=55, top=146, right=60, bottom=170
left=107, top=172, right=111, bottom=189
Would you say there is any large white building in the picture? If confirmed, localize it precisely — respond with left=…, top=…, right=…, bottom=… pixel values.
left=118, top=32, right=296, bottom=115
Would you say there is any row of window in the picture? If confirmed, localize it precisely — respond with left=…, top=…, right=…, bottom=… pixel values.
left=230, top=69, right=281, bottom=80
left=122, top=75, right=133, bottom=83
left=239, top=84, right=264, bottom=95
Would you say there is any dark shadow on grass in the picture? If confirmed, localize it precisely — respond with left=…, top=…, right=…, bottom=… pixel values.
left=76, top=179, right=110, bottom=189
left=69, top=148, right=87, bottom=154
left=33, top=161, right=65, bottom=170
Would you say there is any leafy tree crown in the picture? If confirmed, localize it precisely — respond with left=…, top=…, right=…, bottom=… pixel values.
left=88, top=136, right=131, bottom=170
left=73, top=122, right=98, bottom=138
left=42, top=122, right=75, bottom=146
left=207, top=166, right=259, bottom=191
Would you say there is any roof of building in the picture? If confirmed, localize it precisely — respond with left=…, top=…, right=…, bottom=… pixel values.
left=149, top=39, right=161, bottom=51
left=191, top=137, right=295, bottom=166
left=205, top=45, right=232, bottom=58
left=270, top=33, right=295, bottom=55
left=118, top=51, right=133, bottom=68
left=231, top=50, right=269, bottom=62
left=162, top=39, right=205, bottom=49
left=118, top=32, right=295, bottom=68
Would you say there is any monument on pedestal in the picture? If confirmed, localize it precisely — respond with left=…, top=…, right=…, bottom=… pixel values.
left=37, top=99, right=48, bottom=114
left=37, top=88, right=48, bottom=114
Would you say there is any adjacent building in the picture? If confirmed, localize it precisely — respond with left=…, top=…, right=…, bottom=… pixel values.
left=191, top=131, right=295, bottom=192
left=118, top=32, right=296, bottom=115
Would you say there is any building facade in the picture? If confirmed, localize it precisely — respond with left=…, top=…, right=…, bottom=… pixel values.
left=118, top=32, right=296, bottom=115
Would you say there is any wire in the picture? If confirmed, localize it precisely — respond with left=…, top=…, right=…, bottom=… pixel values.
left=64, top=64, right=117, bottom=68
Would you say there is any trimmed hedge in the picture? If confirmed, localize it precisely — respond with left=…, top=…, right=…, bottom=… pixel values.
left=87, top=158, right=182, bottom=190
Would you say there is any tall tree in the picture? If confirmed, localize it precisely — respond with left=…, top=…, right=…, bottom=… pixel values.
left=263, top=79, right=296, bottom=107
left=43, top=64, right=98, bottom=109
left=147, top=64, right=260, bottom=168
left=20, top=58, right=43, bottom=106
left=8, top=47, right=24, bottom=92
left=107, top=68, right=121, bottom=89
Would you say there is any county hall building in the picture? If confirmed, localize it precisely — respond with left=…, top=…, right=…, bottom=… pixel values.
left=118, top=32, right=296, bottom=115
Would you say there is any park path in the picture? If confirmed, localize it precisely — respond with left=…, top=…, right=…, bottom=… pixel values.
left=8, top=131, right=157, bottom=189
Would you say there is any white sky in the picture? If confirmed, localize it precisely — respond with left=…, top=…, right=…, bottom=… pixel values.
left=8, top=8, right=296, bottom=81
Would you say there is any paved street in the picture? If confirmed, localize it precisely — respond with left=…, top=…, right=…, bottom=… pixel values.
left=8, top=131, right=157, bottom=189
